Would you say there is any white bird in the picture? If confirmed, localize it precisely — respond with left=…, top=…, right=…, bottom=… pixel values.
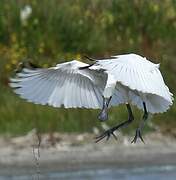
left=9, top=53, right=173, bottom=143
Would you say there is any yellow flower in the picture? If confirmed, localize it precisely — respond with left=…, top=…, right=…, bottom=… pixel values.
left=5, top=64, right=11, bottom=70
left=11, top=59, right=17, bottom=65
left=76, top=54, right=81, bottom=60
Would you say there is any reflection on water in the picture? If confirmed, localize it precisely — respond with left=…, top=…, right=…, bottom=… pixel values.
left=1, top=165, right=176, bottom=180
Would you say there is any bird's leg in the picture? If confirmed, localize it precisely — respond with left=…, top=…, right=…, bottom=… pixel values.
left=98, top=96, right=112, bottom=121
left=131, top=102, right=148, bottom=144
left=98, top=74, right=116, bottom=121
left=95, top=103, right=134, bottom=143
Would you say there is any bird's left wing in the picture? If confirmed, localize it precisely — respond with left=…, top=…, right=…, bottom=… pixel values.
left=10, top=60, right=106, bottom=109
left=95, top=54, right=173, bottom=104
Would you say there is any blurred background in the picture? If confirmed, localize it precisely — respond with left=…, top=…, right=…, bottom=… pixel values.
left=0, top=0, right=175, bottom=136
left=0, top=0, right=176, bottom=179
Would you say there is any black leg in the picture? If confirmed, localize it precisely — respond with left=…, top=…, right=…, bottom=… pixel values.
left=95, top=103, right=134, bottom=143
left=98, top=96, right=112, bottom=121
left=131, top=102, right=148, bottom=144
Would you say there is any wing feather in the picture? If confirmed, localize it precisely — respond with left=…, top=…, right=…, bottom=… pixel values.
left=84, top=79, right=92, bottom=108
left=100, top=57, right=172, bottom=103
left=10, top=60, right=106, bottom=109
left=90, top=82, right=99, bottom=107
left=96, top=54, right=173, bottom=112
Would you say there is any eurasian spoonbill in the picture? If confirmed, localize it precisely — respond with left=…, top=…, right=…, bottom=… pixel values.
left=9, top=53, right=173, bottom=143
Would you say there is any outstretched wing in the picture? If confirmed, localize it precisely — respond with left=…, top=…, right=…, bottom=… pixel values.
left=96, top=54, right=173, bottom=104
left=10, top=60, right=107, bottom=109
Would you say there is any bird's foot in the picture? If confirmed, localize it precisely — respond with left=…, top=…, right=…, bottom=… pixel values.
left=98, top=109, right=108, bottom=121
left=95, top=128, right=117, bottom=143
left=131, top=128, right=145, bottom=144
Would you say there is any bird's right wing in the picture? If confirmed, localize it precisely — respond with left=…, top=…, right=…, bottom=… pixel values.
left=10, top=60, right=107, bottom=109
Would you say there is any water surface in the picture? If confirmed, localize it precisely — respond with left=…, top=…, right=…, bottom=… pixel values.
left=1, top=165, right=176, bottom=180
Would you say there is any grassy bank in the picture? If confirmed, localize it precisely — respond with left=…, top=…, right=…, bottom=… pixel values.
left=0, top=0, right=175, bottom=135
left=0, top=85, right=175, bottom=136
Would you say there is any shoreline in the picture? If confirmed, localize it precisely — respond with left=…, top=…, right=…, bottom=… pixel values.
left=0, top=132, right=176, bottom=174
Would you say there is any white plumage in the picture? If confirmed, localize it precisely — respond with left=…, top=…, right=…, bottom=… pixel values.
left=10, top=53, right=173, bottom=114
left=10, top=61, right=104, bottom=108
left=92, top=53, right=173, bottom=113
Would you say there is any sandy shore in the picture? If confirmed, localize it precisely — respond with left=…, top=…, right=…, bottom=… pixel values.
left=0, top=131, right=176, bottom=175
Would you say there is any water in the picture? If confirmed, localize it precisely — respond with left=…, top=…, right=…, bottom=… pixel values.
left=1, top=165, right=176, bottom=180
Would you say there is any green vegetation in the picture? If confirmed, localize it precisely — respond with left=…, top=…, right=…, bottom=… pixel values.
left=0, top=0, right=175, bottom=135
